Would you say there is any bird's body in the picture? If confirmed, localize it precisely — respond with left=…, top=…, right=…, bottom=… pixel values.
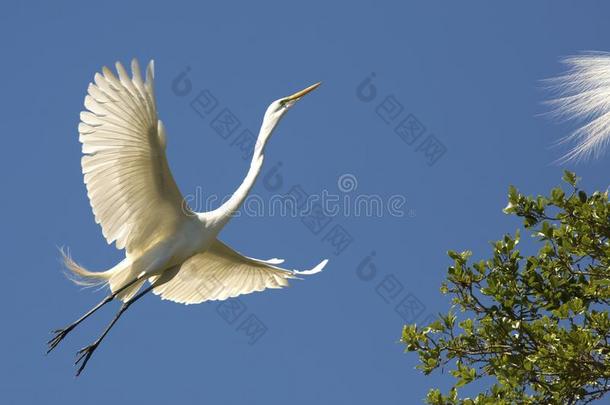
left=48, top=59, right=326, bottom=375
left=69, top=214, right=216, bottom=301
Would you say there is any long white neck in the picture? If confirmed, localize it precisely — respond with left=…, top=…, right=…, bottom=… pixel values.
left=217, top=145, right=265, bottom=221
left=202, top=113, right=279, bottom=225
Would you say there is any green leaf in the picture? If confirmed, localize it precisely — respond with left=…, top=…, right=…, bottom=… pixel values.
left=562, top=170, right=577, bottom=186
left=551, top=187, right=565, bottom=203
left=578, top=190, right=587, bottom=203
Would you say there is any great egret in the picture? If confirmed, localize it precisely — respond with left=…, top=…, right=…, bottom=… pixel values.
left=47, top=59, right=328, bottom=376
left=546, top=52, right=610, bottom=162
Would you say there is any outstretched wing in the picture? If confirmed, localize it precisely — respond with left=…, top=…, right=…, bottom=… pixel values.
left=150, top=239, right=328, bottom=305
left=79, top=59, right=188, bottom=254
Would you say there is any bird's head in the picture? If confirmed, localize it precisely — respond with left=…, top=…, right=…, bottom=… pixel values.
left=260, top=82, right=321, bottom=137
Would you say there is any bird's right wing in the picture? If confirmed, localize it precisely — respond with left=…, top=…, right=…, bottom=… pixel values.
left=150, top=239, right=327, bottom=305
left=79, top=59, right=189, bottom=254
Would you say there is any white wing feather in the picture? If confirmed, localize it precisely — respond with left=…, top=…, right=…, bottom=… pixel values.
left=150, top=239, right=328, bottom=305
left=546, top=52, right=610, bottom=162
left=79, top=59, right=188, bottom=254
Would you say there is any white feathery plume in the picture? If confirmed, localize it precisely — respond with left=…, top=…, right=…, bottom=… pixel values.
left=545, top=52, right=610, bottom=162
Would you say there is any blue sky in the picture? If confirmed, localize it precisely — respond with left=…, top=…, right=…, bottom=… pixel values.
left=2, top=1, right=610, bottom=404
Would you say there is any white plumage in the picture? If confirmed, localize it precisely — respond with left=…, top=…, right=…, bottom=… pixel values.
left=150, top=239, right=327, bottom=305
left=49, top=59, right=326, bottom=375
left=545, top=52, right=610, bottom=162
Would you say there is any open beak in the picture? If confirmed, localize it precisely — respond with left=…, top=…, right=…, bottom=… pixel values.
left=285, top=82, right=321, bottom=102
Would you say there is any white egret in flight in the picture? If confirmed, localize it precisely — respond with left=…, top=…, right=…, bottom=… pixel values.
left=47, top=59, right=328, bottom=376
left=546, top=52, right=610, bottom=162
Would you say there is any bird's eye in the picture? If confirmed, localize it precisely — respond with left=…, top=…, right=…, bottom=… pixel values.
left=276, top=99, right=288, bottom=111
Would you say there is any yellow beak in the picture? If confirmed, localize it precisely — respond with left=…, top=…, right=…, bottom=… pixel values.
left=285, top=82, right=322, bottom=102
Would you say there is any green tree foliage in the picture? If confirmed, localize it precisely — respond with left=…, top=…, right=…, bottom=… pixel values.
left=402, top=172, right=610, bottom=404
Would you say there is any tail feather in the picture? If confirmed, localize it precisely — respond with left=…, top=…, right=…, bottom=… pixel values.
left=60, top=248, right=143, bottom=302
left=60, top=247, right=115, bottom=287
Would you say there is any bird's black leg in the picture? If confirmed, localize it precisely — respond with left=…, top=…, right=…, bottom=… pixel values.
left=47, top=276, right=143, bottom=354
left=74, top=283, right=155, bottom=377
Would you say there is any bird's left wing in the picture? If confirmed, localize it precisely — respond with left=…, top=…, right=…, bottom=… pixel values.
left=545, top=52, right=610, bottom=161
left=150, top=239, right=327, bottom=305
left=79, top=59, right=189, bottom=254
